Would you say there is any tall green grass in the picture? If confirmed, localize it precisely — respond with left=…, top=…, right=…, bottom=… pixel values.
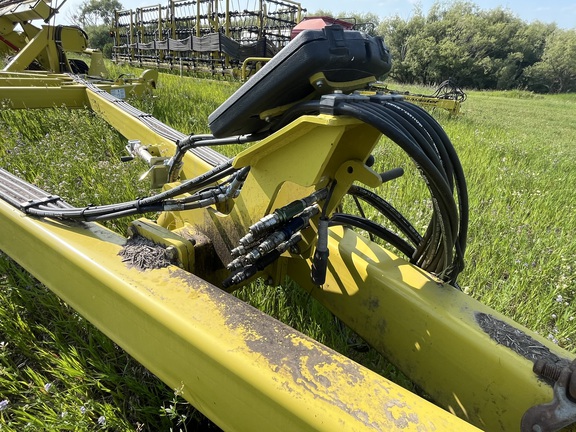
left=447, top=91, right=576, bottom=345
left=0, top=69, right=575, bottom=430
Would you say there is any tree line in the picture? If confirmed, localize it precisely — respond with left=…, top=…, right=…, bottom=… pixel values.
left=72, top=0, right=575, bottom=93
left=323, top=2, right=576, bottom=93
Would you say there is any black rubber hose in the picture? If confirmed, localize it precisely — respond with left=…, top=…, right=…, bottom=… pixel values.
left=394, top=101, right=468, bottom=278
left=342, top=101, right=457, bottom=229
left=271, top=100, right=322, bottom=132
left=361, top=102, right=450, bottom=183
left=397, top=101, right=469, bottom=252
left=347, top=185, right=422, bottom=247
left=367, top=103, right=459, bottom=234
left=358, top=103, right=455, bottom=266
left=365, top=102, right=456, bottom=270
left=330, top=213, right=415, bottom=258
left=25, top=161, right=236, bottom=221
left=351, top=194, right=374, bottom=242
left=392, top=102, right=456, bottom=184
left=335, top=102, right=457, bottom=269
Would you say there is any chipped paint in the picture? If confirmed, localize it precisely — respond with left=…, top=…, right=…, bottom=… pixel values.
left=215, top=284, right=432, bottom=430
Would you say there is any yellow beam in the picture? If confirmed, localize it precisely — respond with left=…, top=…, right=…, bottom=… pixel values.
left=0, top=193, right=479, bottom=432
left=403, top=95, right=461, bottom=114
left=0, top=77, right=66, bottom=86
left=0, top=86, right=89, bottom=108
left=85, top=86, right=174, bottom=147
left=0, top=0, right=54, bottom=22
left=83, top=83, right=217, bottom=180
left=3, top=26, right=57, bottom=72
left=285, top=226, right=573, bottom=432
left=0, top=70, right=158, bottom=109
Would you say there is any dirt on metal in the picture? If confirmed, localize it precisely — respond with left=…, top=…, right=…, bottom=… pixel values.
left=476, top=312, right=571, bottom=371
left=119, top=235, right=173, bottom=270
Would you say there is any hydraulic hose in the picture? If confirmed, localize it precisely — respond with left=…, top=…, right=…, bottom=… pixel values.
left=317, top=93, right=467, bottom=283
left=21, top=159, right=237, bottom=222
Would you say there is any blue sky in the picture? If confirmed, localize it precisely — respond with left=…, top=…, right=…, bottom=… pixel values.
left=55, top=0, right=576, bottom=29
left=300, top=0, right=575, bottom=29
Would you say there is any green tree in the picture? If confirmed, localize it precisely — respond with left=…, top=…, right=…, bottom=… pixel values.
left=377, top=11, right=426, bottom=83
left=377, top=1, right=556, bottom=91
left=85, top=26, right=115, bottom=58
left=73, top=0, right=122, bottom=27
left=524, top=29, right=576, bottom=93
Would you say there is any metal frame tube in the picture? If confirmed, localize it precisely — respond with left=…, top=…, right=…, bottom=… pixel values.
left=0, top=196, right=479, bottom=432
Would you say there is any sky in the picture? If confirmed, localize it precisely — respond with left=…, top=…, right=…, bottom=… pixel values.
left=54, top=0, right=576, bottom=30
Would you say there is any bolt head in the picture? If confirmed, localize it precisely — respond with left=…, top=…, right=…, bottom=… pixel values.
left=165, top=246, right=178, bottom=261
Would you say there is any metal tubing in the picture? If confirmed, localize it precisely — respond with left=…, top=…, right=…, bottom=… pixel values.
left=241, top=56, right=272, bottom=80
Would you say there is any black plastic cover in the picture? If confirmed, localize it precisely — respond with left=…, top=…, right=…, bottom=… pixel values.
left=208, top=25, right=392, bottom=137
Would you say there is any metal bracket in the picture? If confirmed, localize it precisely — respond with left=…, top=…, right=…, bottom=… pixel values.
left=521, top=358, right=576, bottom=432
left=20, top=194, right=61, bottom=209
left=124, top=139, right=170, bottom=188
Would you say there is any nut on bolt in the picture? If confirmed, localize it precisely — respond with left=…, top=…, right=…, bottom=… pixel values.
left=127, top=225, right=138, bottom=238
left=165, top=246, right=178, bottom=262
left=533, top=359, right=576, bottom=399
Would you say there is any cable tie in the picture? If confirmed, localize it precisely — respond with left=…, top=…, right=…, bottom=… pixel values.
left=21, top=194, right=61, bottom=209
left=319, top=93, right=371, bottom=115
left=80, top=206, right=89, bottom=221
left=318, top=93, right=349, bottom=114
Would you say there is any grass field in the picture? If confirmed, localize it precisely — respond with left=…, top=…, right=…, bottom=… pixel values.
left=0, top=67, right=575, bottom=431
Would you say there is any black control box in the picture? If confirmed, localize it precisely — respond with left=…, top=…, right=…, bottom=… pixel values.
left=208, top=25, right=392, bottom=137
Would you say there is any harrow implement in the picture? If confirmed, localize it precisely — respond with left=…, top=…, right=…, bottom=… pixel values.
left=1, top=19, right=575, bottom=432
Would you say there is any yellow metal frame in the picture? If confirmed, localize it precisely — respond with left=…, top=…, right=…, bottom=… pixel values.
left=403, top=94, right=461, bottom=114
left=0, top=0, right=155, bottom=99
left=288, top=227, right=564, bottom=431
left=0, top=181, right=480, bottom=431
left=1, top=0, right=100, bottom=75
left=360, top=90, right=462, bottom=114
left=241, top=57, right=272, bottom=80
left=0, top=69, right=158, bottom=109
left=145, top=113, right=568, bottom=431
left=3, top=25, right=86, bottom=73
left=0, top=34, right=573, bottom=431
